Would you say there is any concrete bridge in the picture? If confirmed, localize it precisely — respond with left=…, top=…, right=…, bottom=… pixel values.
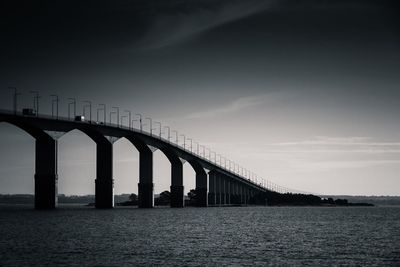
left=0, top=109, right=284, bottom=209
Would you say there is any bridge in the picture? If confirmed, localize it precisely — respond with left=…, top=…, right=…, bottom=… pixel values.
left=0, top=92, right=303, bottom=209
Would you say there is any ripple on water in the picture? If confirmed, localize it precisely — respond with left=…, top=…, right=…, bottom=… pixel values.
left=0, top=206, right=399, bottom=266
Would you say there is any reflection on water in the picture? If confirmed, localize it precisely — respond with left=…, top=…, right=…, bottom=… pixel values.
left=0, top=205, right=399, bottom=266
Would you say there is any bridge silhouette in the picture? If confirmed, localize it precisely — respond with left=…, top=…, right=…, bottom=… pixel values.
left=0, top=90, right=305, bottom=209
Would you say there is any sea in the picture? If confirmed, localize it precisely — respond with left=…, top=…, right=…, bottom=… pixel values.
left=0, top=205, right=399, bottom=266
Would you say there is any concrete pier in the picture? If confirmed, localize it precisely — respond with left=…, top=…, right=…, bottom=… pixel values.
left=95, top=141, right=114, bottom=208
left=195, top=170, right=208, bottom=207
left=35, top=138, right=58, bottom=209
left=170, top=160, right=184, bottom=208
left=138, top=150, right=154, bottom=208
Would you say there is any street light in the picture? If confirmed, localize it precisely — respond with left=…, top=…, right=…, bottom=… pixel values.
left=50, top=95, right=59, bottom=119
left=145, top=117, right=152, bottom=135
left=172, top=130, right=178, bottom=144
left=154, top=121, right=161, bottom=139
left=217, top=154, right=221, bottom=165
left=134, top=113, right=142, bottom=132
left=8, top=87, right=20, bottom=115
left=69, top=98, right=77, bottom=119
left=187, top=138, right=193, bottom=152
left=194, top=141, right=199, bottom=155
left=109, top=111, right=116, bottom=124
left=124, top=110, right=131, bottom=129
left=121, top=115, right=128, bottom=127
left=222, top=156, right=226, bottom=169
left=83, top=100, right=92, bottom=121
left=112, top=107, right=119, bottom=126
left=211, top=151, right=216, bottom=163
left=164, top=126, right=171, bottom=142
left=97, top=104, right=106, bottom=124
left=29, top=91, right=40, bottom=116
left=180, top=134, right=186, bottom=149
left=200, top=145, right=205, bottom=158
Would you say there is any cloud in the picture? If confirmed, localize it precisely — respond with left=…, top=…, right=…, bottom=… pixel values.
left=137, top=0, right=274, bottom=49
left=184, top=94, right=269, bottom=119
left=266, top=136, right=400, bottom=148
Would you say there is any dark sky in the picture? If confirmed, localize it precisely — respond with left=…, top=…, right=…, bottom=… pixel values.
left=0, top=0, right=399, bottom=195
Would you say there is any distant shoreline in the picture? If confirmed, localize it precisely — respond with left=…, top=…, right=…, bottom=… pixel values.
left=2, top=194, right=400, bottom=206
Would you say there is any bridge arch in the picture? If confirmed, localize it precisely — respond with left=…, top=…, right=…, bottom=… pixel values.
left=0, top=119, right=57, bottom=209
left=124, top=134, right=154, bottom=208
left=59, top=126, right=114, bottom=208
left=184, top=158, right=208, bottom=207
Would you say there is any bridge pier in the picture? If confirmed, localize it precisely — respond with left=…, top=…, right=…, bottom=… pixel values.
left=95, top=141, right=114, bottom=208
left=208, top=171, right=216, bottom=206
left=138, top=150, right=154, bottom=208
left=170, top=160, right=184, bottom=208
left=35, top=138, right=58, bottom=209
left=195, top=172, right=208, bottom=207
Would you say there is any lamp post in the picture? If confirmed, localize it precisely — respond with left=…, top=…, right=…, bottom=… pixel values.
left=8, top=87, right=20, bottom=115
left=83, top=101, right=92, bottom=121
left=124, top=110, right=131, bottom=129
left=109, top=111, right=116, bottom=124
left=29, top=91, right=40, bottom=116
left=97, top=104, right=106, bottom=124
left=172, top=130, right=178, bottom=144
left=135, top=114, right=143, bottom=132
left=68, top=98, right=77, bottom=119
left=180, top=134, right=186, bottom=149
left=211, top=151, right=216, bottom=163
left=205, top=148, right=211, bottom=160
left=112, top=107, right=119, bottom=126
left=187, top=138, right=193, bottom=152
left=50, top=95, right=59, bottom=119
left=145, top=117, right=152, bottom=135
left=164, top=126, right=171, bottom=142
left=154, top=121, right=161, bottom=139
left=194, top=142, right=199, bottom=155
left=121, top=115, right=127, bottom=127
left=200, top=145, right=205, bottom=158
left=217, top=154, right=221, bottom=165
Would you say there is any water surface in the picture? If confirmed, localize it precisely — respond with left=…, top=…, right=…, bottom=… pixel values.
left=1, top=205, right=399, bottom=266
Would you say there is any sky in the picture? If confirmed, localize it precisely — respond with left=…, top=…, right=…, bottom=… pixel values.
left=0, top=0, right=399, bottom=196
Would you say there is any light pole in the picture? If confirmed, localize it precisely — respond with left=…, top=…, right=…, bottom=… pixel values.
left=97, top=104, right=106, bottom=123
left=194, top=141, right=199, bottom=155
left=112, top=107, right=119, bottom=126
left=187, top=138, right=193, bottom=152
left=180, top=134, right=186, bottom=149
left=8, top=87, right=20, bottom=115
left=121, top=115, right=128, bottom=127
left=164, top=126, right=171, bottom=142
left=109, top=111, right=116, bottom=124
left=217, top=154, right=221, bottom=165
left=124, top=110, right=131, bottom=129
left=135, top=114, right=143, bottom=132
left=68, top=98, right=77, bottom=119
left=200, top=145, right=205, bottom=158
left=172, top=130, right=178, bottom=144
left=211, top=151, right=216, bottom=163
left=50, top=95, right=59, bottom=119
left=154, top=121, right=161, bottom=139
left=29, top=91, right=40, bottom=116
left=145, top=117, right=152, bottom=135
left=227, top=159, right=231, bottom=170
left=83, top=101, right=92, bottom=121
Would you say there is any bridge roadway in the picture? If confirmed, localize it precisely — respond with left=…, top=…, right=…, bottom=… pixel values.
left=0, top=110, right=267, bottom=209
